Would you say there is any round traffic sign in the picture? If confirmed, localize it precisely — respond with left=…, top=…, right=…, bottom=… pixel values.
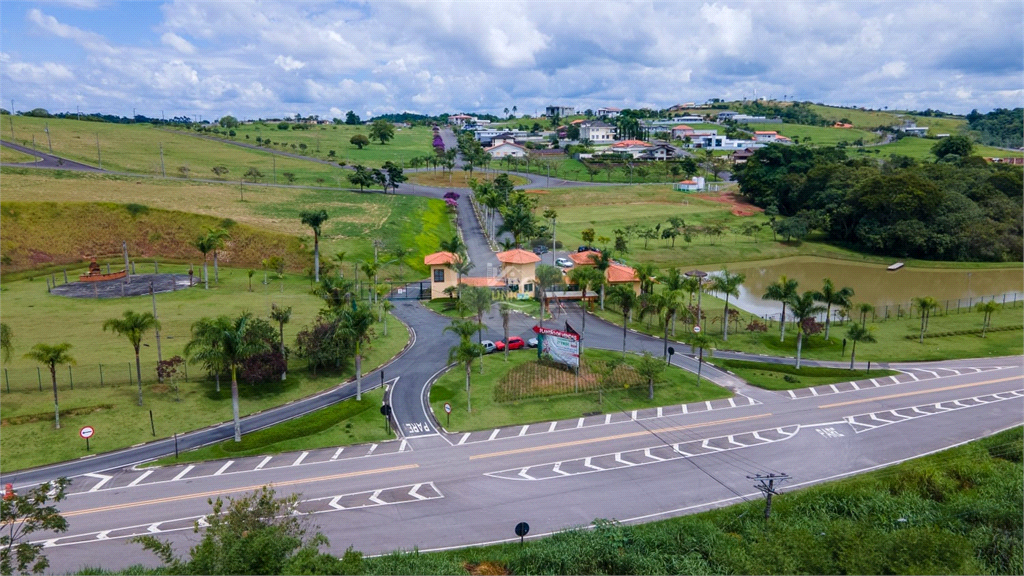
left=515, top=521, right=530, bottom=537
left=668, top=346, right=675, bottom=356
left=693, top=325, right=701, bottom=333
left=79, top=426, right=95, bottom=439
left=444, top=402, right=452, bottom=414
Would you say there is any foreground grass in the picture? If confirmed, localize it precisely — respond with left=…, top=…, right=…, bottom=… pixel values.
left=93, top=427, right=1023, bottom=575
left=144, top=388, right=393, bottom=467
left=430, top=348, right=731, bottom=432
left=709, top=358, right=900, bottom=390
left=592, top=289, right=1024, bottom=363
left=0, top=270, right=410, bottom=471
left=0, top=170, right=456, bottom=278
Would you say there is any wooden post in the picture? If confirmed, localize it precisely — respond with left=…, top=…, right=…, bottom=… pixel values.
left=63, top=269, right=68, bottom=283
left=68, top=364, right=73, bottom=390
left=37, top=367, right=42, bottom=392
left=99, top=363, right=104, bottom=387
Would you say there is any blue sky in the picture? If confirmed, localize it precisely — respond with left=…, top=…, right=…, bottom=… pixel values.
left=2, top=1, right=1021, bottom=121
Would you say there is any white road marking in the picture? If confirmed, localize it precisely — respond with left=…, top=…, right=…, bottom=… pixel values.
left=518, top=468, right=534, bottom=480
left=889, top=376, right=900, bottom=384
left=331, top=448, right=344, bottom=460
left=292, top=452, right=309, bottom=466
left=213, top=461, right=233, bottom=476
left=399, top=439, right=408, bottom=452
left=905, top=372, right=919, bottom=381
left=681, top=404, right=688, bottom=413
left=829, top=384, right=839, bottom=393
left=255, top=456, right=272, bottom=470
left=408, top=484, right=427, bottom=500
left=171, top=465, right=194, bottom=482
left=631, top=410, right=638, bottom=420
left=644, top=448, right=665, bottom=461
left=584, top=457, right=602, bottom=471
left=518, top=425, right=529, bottom=437
left=657, top=407, right=663, bottom=417
left=810, top=387, right=819, bottom=396
left=488, top=429, right=501, bottom=441
left=367, top=443, right=377, bottom=455
left=368, top=490, right=386, bottom=505
left=615, top=453, right=635, bottom=466
left=577, top=418, right=585, bottom=428
left=788, top=390, right=797, bottom=398
left=127, top=470, right=152, bottom=487
left=705, top=401, right=713, bottom=410
left=701, top=439, right=722, bottom=451
left=850, top=381, right=861, bottom=390
left=870, top=378, right=881, bottom=387
left=728, top=398, right=736, bottom=408
left=84, top=473, right=112, bottom=493
left=458, top=433, right=470, bottom=445
left=548, top=422, right=557, bottom=432
left=552, top=462, right=570, bottom=476
left=605, top=414, right=612, bottom=424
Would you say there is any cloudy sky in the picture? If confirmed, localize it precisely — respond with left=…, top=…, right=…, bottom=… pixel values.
left=2, top=1, right=1021, bottom=121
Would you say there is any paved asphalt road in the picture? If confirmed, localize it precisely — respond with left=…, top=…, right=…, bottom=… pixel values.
left=4, top=131, right=1023, bottom=571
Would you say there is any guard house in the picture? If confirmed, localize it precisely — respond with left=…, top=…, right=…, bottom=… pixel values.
left=424, top=251, right=461, bottom=299
left=496, top=248, right=540, bottom=300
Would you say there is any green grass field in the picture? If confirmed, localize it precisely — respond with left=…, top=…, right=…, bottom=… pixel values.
left=872, top=135, right=1023, bottom=159
left=744, top=122, right=883, bottom=146
left=708, top=358, right=900, bottom=390
left=0, top=169, right=456, bottom=278
left=806, top=104, right=904, bottom=128
left=405, top=170, right=529, bottom=188
left=0, top=268, right=410, bottom=471
left=591, top=289, right=1024, bottom=363
left=429, top=348, right=731, bottom=432
left=0, top=146, right=41, bottom=163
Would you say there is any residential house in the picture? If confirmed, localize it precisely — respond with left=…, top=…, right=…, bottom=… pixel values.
left=832, top=122, right=853, bottom=129
left=579, top=120, right=616, bottom=142
left=425, top=248, right=541, bottom=300
left=424, top=251, right=462, bottom=300
left=496, top=249, right=540, bottom=300
left=671, top=124, right=695, bottom=140
left=486, top=141, right=528, bottom=159
left=448, top=114, right=476, bottom=126
left=675, top=114, right=705, bottom=123
left=754, top=131, right=778, bottom=143
left=545, top=105, right=575, bottom=117
left=641, top=144, right=680, bottom=160
left=568, top=251, right=641, bottom=295
left=731, top=148, right=757, bottom=164
left=596, top=107, right=621, bottom=119
left=609, top=139, right=654, bottom=158
left=717, top=110, right=739, bottom=121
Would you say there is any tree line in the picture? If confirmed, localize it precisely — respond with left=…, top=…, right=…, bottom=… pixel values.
left=734, top=143, right=1023, bottom=261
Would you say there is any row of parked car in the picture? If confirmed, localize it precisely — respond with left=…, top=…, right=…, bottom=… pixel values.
left=480, top=336, right=538, bottom=354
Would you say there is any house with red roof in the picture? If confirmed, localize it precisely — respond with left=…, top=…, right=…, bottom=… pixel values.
left=423, top=248, right=542, bottom=300
left=568, top=250, right=640, bottom=295
left=671, top=124, right=695, bottom=140
left=609, top=139, right=654, bottom=158
left=754, top=131, right=778, bottom=143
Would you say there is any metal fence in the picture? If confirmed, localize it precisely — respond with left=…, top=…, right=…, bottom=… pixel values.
left=0, top=361, right=192, bottom=394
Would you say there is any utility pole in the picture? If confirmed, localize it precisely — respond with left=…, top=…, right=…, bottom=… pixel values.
left=96, top=133, right=102, bottom=169
left=747, top=473, right=790, bottom=520
left=45, top=122, right=52, bottom=153
left=160, top=142, right=165, bottom=177
left=150, top=282, right=164, bottom=378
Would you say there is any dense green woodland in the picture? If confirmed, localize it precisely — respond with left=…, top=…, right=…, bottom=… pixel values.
left=735, top=144, right=1023, bottom=261
left=966, top=107, right=1024, bottom=148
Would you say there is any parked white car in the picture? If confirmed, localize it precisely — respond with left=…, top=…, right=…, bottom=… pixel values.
left=555, top=257, right=573, bottom=268
left=480, top=340, right=497, bottom=354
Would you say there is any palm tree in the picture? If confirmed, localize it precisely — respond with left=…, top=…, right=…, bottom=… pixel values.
left=450, top=257, right=475, bottom=299
left=462, top=285, right=493, bottom=344
left=543, top=208, right=558, bottom=265
left=912, top=296, right=940, bottom=343
left=608, top=285, right=639, bottom=358
left=857, top=302, right=875, bottom=329
left=846, top=323, right=876, bottom=369
left=448, top=340, right=484, bottom=412
left=186, top=314, right=268, bottom=442
left=813, top=278, right=854, bottom=341
left=687, top=333, right=713, bottom=387
left=24, top=343, right=75, bottom=429
left=360, top=261, right=379, bottom=304
left=1, top=323, right=12, bottom=363
left=975, top=300, right=1000, bottom=337
left=535, top=264, right=564, bottom=327
left=498, top=302, right=514, bottom=362
left=315, top=275, right=355, bottom=312
left=184, top=316, right=231, bottom=392
left=589, top=250, right=613, bottom=310
left=300, top=209, right=330, bottom=282
left=634, top=263, right=657, bottom=295
left=789, top=291, right=826, bottom=369
left=660, top=289, right=688, bottom=360
left=269, top=304, right=292, bottom=380
left=710, top=268, right=745, bottom=341
left=568, top=266, right=601, bottom=334
left=444, top=318, right=478, bottom=344
left=338, top=304, right=375, bottom=401
left=192, top=234, right=216, bottom=289
left=103, top=310, right=161, bottom=406
left=439, top=234, right=466, bottom=257
left=762, top=275, right=798, bottom=342
left=205, top=227, right=230, bottom=284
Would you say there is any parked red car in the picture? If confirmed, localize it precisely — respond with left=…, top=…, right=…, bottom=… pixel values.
left=495, top=337, right=526, bottom=351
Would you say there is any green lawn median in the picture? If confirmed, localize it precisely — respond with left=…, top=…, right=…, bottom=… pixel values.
left=708, top=358, right=901, bottom=391
left=430, top=347, right=731, bottom=433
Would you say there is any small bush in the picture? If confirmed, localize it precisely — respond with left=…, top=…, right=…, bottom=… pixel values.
left=124, top=203, right=149, bottom=217
left=783, top=374, right=800, bottom=384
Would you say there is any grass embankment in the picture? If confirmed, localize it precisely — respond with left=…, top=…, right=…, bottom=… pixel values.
left=423, top=298, right=546, bottom=321
left=0, top=170, right=456, bottom=279
left=0, top=146, right=41, bottom=163
left=872, top=135, right=1022, bottom=160
left=743, top=122, right=882, bottom=146
left=145, top=388, right=393, bottom=467
left=429, top=348, right=731, bottom=432
left=591, top=291, right=1023, bottom=363
left=0, top=269, right=410, bottom=471
left=406, top=170, right=529, bottom=188
left=708, top=358, right=900, bottom=390
left=0, top=200, right=307, bottom=273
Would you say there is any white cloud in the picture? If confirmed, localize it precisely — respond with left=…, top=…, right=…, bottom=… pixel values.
left=161, top=32, right=195, bottom=55
left=274, top=55, right=306, bottom=71
left=26, top=8, right=114, bottom=54
left=1, top=60, right=75, bottom=83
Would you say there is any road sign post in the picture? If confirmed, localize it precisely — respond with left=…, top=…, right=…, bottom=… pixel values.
left=380, top=404, right=392, bottom=433
left=444, top=402, right=452, bottom=428
left=515, top=521, right=530, bottom=545
left=80, top=425, right=95, bottom=451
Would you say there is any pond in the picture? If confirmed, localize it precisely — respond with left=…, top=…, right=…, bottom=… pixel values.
left=699, top=257, right=1024, bottom=319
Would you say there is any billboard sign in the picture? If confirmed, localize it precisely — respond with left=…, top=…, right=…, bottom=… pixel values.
left=532, top=326, right=580, bottom=368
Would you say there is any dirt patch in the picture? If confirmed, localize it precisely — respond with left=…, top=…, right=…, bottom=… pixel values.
left=463, top=562, right=509, bottom=575
left=523, top=189, right=549, bottom=194
left=2, top=404, right=115, bottom=426
left=691, top=191, right=763, bottom=217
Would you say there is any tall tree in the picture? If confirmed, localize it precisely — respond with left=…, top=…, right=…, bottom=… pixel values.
left=183, top=316, right=230, bottom=392
left=788, top=291, right=825, bottom=369
left=589, top=250, right=613, bottom=310
left=369, top=119, right=395, bottom=145
left=857, top=302, right=875, bottom=329
left=912, top=296, right=940, bottom=343
left=711, top=269, right=746, bottom=341
left=103, top=310, right=161, bottom=406
left=543, top=208, right=558, bottom=265
left=846, top=323, right=876, bottom=369
left=498, top=302, right=513, bottom=362
left=813, top=278, right=854, bottom=341
left=976, top=300, right=1000, bottom=337
left=269, top=304, right=292, bottom=380
left=635, top=351, right=666, bottom=401
left=338, top=304, right=374, bottom=401
left=608, top=285, right=639, bottom=358
left=23, top=343, right=75, bottom=429
left=300, top=209, right=329, bottom=283
left=660, top=289, right=688, bottom=360
left=448, top=340, right=484, bottom=412
left=762, top=275, right=799, bottom=342
left=568, top=266, right=602, bottom=333
left=462, top=285, right=493, bottom=344
left=439, top=234, right=466, bottom=257
left=192, top=234, right=215, bottom=289
left=205, top=227, right=231, bottom=284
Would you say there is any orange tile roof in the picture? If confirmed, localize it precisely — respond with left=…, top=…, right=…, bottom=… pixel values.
left=496, top=248, right=541, bottom=264
left=570, top=119, right=585, bottom=125
left=612, top=139, right=650, bottom=147
left=606, top=263, right=639, bottom=283
left=679, top=180, right=697, bottom=184
left=672, top=124, right=693, bottom=130
left=424, top=251, right=460, bottom=265
left=568, top=250, right=601, bottom=265
left=755, top=131, right=777, bottom=135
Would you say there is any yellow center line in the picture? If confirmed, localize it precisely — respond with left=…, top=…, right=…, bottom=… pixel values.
left=63, top=463, right=419, bottom=518
left=469, top=413, right=772, bottom=460
left=818, top=376, right=1023, bottom=409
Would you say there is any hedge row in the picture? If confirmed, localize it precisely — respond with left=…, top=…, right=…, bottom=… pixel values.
left=904, top=325, right=1023, bottom=340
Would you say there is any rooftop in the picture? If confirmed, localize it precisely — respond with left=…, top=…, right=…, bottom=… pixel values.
left=424, top=251, right=460, bottom=266
left=496, top=248, right=541, bottom=264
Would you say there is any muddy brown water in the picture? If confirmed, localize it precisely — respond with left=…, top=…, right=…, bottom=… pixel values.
left=698, top=257, right=1024, bottom=318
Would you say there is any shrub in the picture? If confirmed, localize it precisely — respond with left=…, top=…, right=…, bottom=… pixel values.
left=124, top=203, right=149, bottom=217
